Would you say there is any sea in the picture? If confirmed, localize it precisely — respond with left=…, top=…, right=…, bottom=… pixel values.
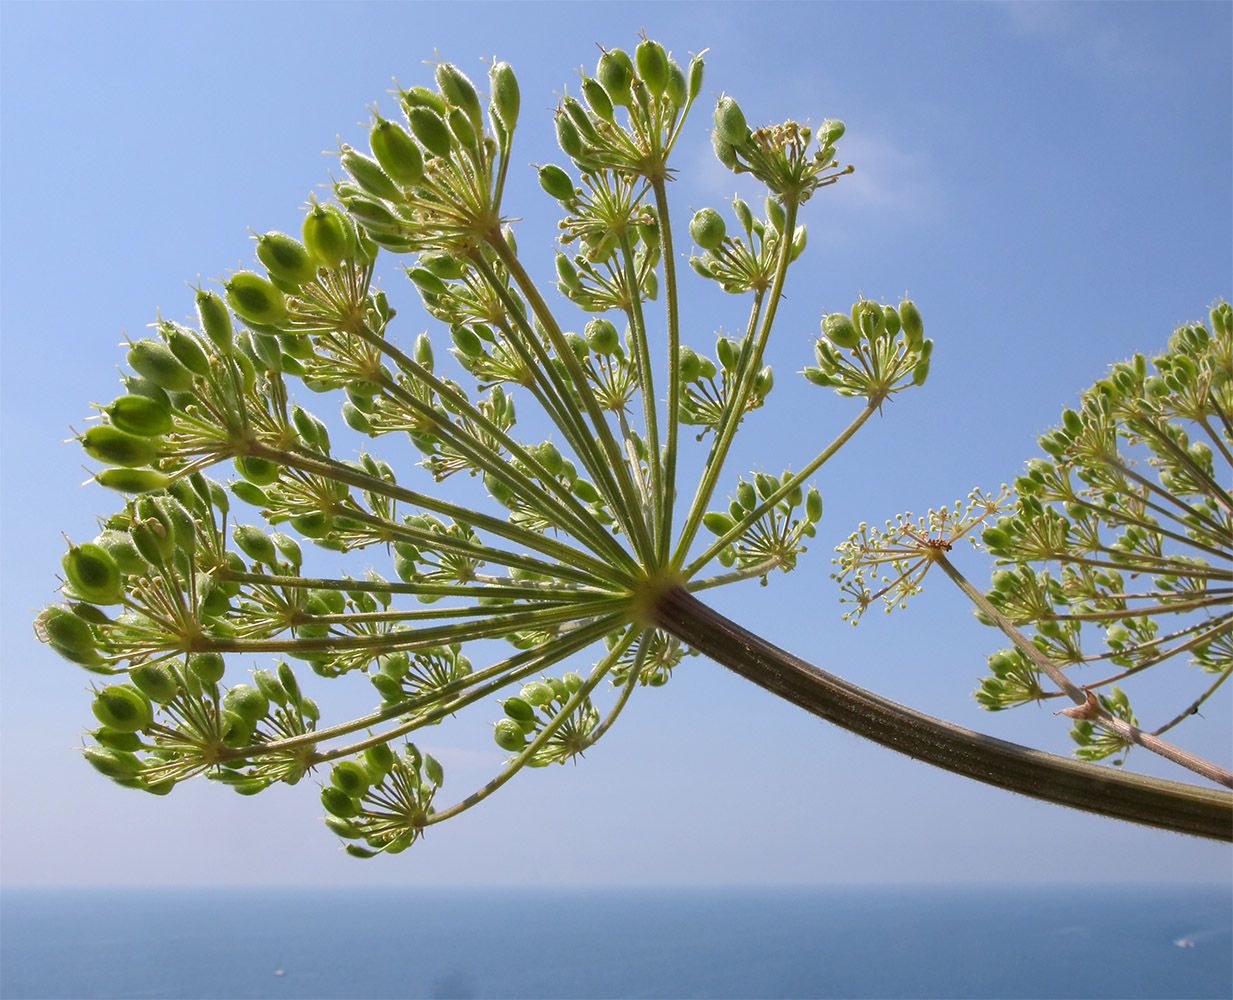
left=1, top=885, right=1229, bottom=999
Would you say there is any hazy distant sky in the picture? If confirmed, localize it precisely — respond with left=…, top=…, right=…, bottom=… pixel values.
left=2, top=1, right=1230, bottom=886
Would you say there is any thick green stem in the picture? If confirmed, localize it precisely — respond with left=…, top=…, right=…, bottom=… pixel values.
left=652, top=178, right=681, bottom=566
left=653, top=586, right=1233, bottom=841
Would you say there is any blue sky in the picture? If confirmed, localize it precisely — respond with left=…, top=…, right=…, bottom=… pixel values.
left=2, top=1, right=1230, bottom=887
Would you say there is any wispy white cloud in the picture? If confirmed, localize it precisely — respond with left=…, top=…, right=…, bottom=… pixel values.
left=997, top=1, right=1153, bottom=82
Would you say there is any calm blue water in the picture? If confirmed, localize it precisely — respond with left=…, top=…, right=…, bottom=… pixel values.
left=1, top=885, right=1229, bottom=999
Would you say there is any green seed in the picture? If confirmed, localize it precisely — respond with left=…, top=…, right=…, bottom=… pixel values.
left=81, top=425, right=162, bottom=468
left=580, top=77, right=613, bottom=122
left=822, top=312, right=860, bottom=350
left=331, top=760, right=372, bottom=796
left=222, top=683, right=268, bottom=727
left=689, top=208, right=726, bottom=250
left=187, top=651, right=225, bottom=684
left=83, top=746, right=144, bottom=780
left=302, top=202, right=353, bottom=267
left=321, top=785, right=360, bottom=818
left=233, top=524, right=279, bottom=566
left=224, top=272, right=287, bottom=327
left=256, top=231, right=317, bottom=285
left=36, top=606, right=96, bottom=656
left=95, top=468, right=171, bottom=494
left=554, top=110, right=582, bottom=158
left=489, top=61, right=520, bottom=131
left=233, top=455, right=281, bottom=486
left=805, top=487, right=823, bottom=523
left=703, top=511, right=736, bottom=535
left=63, top=543, right=124, bottom=605
left=370, top=118, right=423, bottom=187
left=91, top=684, right=153, bottom=733
left=406, top=106, right=454, bottom=159
left=493, top=717, right=527, bottom=752
left=635, top=38, right=670, bottom=98
left=127, top=338, right=195, bottom=391
left=714, top=96, right=748, bottom=147
left=538, top=164, right=574, bottom=201
left=106, top=395, right=172, bottom=437
left=899, top=300, right=923, bottom=352
left=502, top=695, right=535, bottom=722
left=195, top=289, right=233, bottom=353
left=128, top=662, right=180, bottom=704
left=435, top=62, right=483, bottom=130
left=666, top=60, right=687, bottom=107
left=596, top=48, right=634, bottom=106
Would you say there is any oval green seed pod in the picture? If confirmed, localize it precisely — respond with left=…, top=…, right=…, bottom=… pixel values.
left=94, top=468, right=171, bottom=494
left=187, top=651, right=225, bottom=685
left=224, top=272, right=287, bottom=328
left=105, top=394, right=172, bottom=438
left=331, top=760, right=372, bottom=797
left=63, top=542, right=124, bottom=605
left=911, top=358, right=930, bottom=386
left=270, top=531, right=302, bottom=567
left=686, top=52, right=705, bottom=101
left=36, top=606, right=96, bottom=656
left=898, top=300, right=924, bottom=352
left=711, top=130, right=738, bottom=170
left=92, top=684, right=153, bottom=733
left=341, top=401, right=374, bottom=434
left=703, top=511, right=736, bottom=535
left=92, top=727, right=143, bottom=752
left=162, top=323, right=210, bottom=377
left=127, top=338, right=195, bottom=392
left=233, top=455, right=281, bottom=486
left=714, top=96, right=748, bottom=147
left=584, top=318, right=619, bottom=354
left=450, top=325, right=484, bottom=358
left=677, top=345, right=702, bottom=383
left=83, top=746, right=144, bottom=780
left=233, top=524, right=279, bottom=566
left=222, top=683, right=268, bottom=727
left=489, top=60, right=520, bottom=131
left=255, top=231, right=317, bottom=285
left=435, top=62, right=483, bottom=126
left=194, top=288, right=233, bottom=353
left=520, top=680, right=555, bottom=707
left=715, top=336, right=740, bottom=372
left=822, top=312, right=860, bottom=350
left=580, top=77, right=614, bottom=122
left=364, top=742, right=395, bottom=777
left=554, top=110, right=582, bottom=158
left=665, top=60, right=687, bottom=108
left=597, top=48, right=634, bottom=106
left=502, top=695, right=535, bottom=723
left=538, top=164, right=574, bottom=201
left=302, top=201, right=354, bottom=267
left=635, top=38, right=670, bottom=98
left=805, top=487, right=823, bottom=523
left=406, top=105, right=454, bottom=159
left=369, top=118, right=423, bottom=187
left=493, top=717, right=527, bottom=752
left=128, top=662, right=180, bottom=704
left=81, top=425, right=162, bottom=469
left=321, top=785, right=360, bottom=819
left=340, top=145, right=402, bottom=202
left=689, top=207, right=726, bottom=250
left=290, top=511, right=334, bottom=537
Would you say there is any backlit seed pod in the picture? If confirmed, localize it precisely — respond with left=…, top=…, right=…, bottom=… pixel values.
left=341, top=401, right=374, bottom=434
left=128, top=663, right=179, bottom=704
left=754, top=473, right=776, bottom=499
left=339, top=145, right=402, bottom=203
left=83, top=746, right=144, bottom=780
left=711, top=130, right=738, bottom=170
left=156, top=497, right=195, bottom=556
left=129, top=520, right=170, bottom=568
left=493, top=717, right=528, bottom=752
left=911, top=358, right=930, bottom=386
left=713, top=96, right=748, bottom=147
left=195, top=288, right=233, bottom=352
left=406, top=105, right=454, bottom=159
left=520, top=680, right=554, bottom=707
left=92, top=727, right=143, bottom=752
left=715, top=336, right=740, bottom=372
left=736, top=480, right=757, bottom=511
left=538, top=164, right=574, bottom=201
left=223, top=683, right=268, bottom=728
left=764, top=197, right=786, bottom=235
left=321, top=785, right=359, bottom=819
left=822, top=312, right=860, bottom=350
left=95, top=468, right=171, bottom=494
left=419, top=250, right=466, bottom=280
left=446, top=107, right=478, bottom=152
left=703, top=511, right=736, bottom=535
left=127, top=338, right=195, bottom=392
left=81, top=425, right=162, bottom=468
left=805, top=487, right=823, bottom=523
left=162, top=324, right=210, bottom=376
left=106, top=394, right=172, bottom=437
left=364, top=742, right=395, bottom=776
left=450, top=325, right=484, bottom=358
left=330, top=760, right=372, bottom=797
left=584, top=318, right=619, bottom=354
left=677, top=345, right=702, bottom=383
left=255, top=231, right=317, bottom=285
left=489, top=61, right=520, bottom=131
left=580, top=77, right=613, bottom=122
left=597, top=48, right=634, bottom=106
left=898, top=300, right=924, bottom=352
left=369, top=118, right=423, bottom=188
left=224, top=272, right=287, bottom=328
left=412, top=331, right=434, bottom=370
left=36, top=606, right=96, bottom=656
left=233, top=455, right=281, bottom=486
left=423, top=753, right=444, bottom=787
left=188, top=651, right=225, bottom=685
left=233, top=524, right=279, bottom=566
left=687, top=53, right=705, bottom=101
left=291, top=511, right=334, bottom=537
left=752, top=366, right=773, bottom=399
left=502, top=695, right=535, bottom=723
left=635, top=38, right=670, bottom=98
left=819, top=118, right=845, bottom=145
left=270, top=531, right=302, bottom=567
left=302, top=202, right=352, bottom=267
left=63, top=543, right=124, bottom=605
left=666, top=60, right=687, bottom=107
left=435, top=62, right=483, bottom=128
left=408, top=267, right=449, bottom=296
left=689, top=208, right=726, bottom=250
left=554, top=110, right=582, bottom=158
left=92, top=684, right=153, bottom=733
